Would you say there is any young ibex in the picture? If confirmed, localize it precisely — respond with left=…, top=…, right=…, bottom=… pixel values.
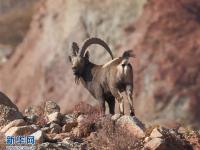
left=69, top=37, right=135, bottom=116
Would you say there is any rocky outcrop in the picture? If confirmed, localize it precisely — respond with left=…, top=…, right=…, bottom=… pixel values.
left=0, top=0, right=200, bottom=129
left=128, top=0, right=200, bottom=127
left=0, top=92, right=23, bottom=127
left=0, top=101, right=199, bottom=150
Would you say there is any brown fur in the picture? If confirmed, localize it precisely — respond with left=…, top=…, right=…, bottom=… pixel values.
left=69, top=38, right=135, bottom=116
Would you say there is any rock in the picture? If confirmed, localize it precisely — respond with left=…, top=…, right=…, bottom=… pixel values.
left=38, top=142, right=70, bottom=150
left=178, top=127, right=187, bottom=134
left=111, top=114, right=121, bottom=121
left=144, top=138, right=166, bottom=150
left=5, top=125, right=39, bottom=136
left=45, top=101, right=60, bottom=115
left=47, top=112, right=62, bottom=124
left=50, top=123, right=62, bottom=134
left=24, top=106, right=37, bottom=116
left=72, top=127, right=82, bottom=138
left=30, top=130, right=46, bottom=144
left=62, top=115, right=78, bottom=132
left=41, top=127, right=51, bottom=133
left=77, top=115, right=86, bottom=126
left=0, top=92, right=23, bottom=127
left=144, top=137, right=152, bottom=143
left=117, top=115, right=145, bottom=138
left=150, top=128, right=163, bottom=138
left=1, top=119, right=26, bottom=133
left=53, top=133, right=71, bottom=141
left=62, top=137, right=86, bottom=150
left=24, top=115, right=39, bottom=124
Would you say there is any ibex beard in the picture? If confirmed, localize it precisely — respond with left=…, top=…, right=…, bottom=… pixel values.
left=69, top=37, right=135, bottom=116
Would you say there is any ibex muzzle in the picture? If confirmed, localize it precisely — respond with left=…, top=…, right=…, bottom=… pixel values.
left=69, top=37, right=135, bottom=116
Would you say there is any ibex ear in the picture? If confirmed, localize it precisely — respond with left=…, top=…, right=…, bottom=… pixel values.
left=72, top=42, right=79, bottom=56
left=85, top=51, right=90, bottom=59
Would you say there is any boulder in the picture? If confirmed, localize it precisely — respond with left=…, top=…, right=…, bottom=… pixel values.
left=0, top=119, right=26, bottom=133
left=44, top=101, right=60, bottom=115
left=150, top=128, right=163, bottom=139
left=0, top=92, right=23, bottom=127
left=41, top=127, right=51, bottom=133
left=144, top=138, right=166, bottom=150
left=30, top=130, right=46, bottom=144
left=111, top=114, right=121, bottom=121
left=24, top=115, right=39, bottom=124
left=38, top=142, right=70, bottom=150
left=62, top=115, right=77, bottom=132
left=5, top=125, right=39, bottom=136
left=47, top=112, right=62, bottom=124
left=77, top=115, right=86, bottom=127
left=53, top=133, right=71, bottom=141
left=50, top=123, right=62, bottom=134
left=117, top=115, right=145, bottom=138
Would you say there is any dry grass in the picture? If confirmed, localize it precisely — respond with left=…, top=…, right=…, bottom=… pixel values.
left=24, top=102, right=48, bottom=127
left=91, top=117, right=144, bottom=150
left=73, top=102, right=144, bottom=150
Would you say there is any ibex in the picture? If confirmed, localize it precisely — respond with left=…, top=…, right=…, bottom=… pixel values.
left=69, top=37, right=135, bottom=116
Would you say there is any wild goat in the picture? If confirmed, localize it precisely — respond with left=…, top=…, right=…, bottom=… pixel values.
left=68, top=37, right=135, bottom=116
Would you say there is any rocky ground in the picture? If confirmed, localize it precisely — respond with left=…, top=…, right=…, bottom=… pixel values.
left=0, top=0, right=199, bottom=129
left=0, top=92, right=200, bottom=150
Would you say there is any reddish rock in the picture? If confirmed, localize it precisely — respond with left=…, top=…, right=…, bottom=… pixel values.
left=128, top=0, right=200, bottom=126
left=117, top=115, right=145, bottom=138
left=0, top=119, right=26, bottom=133
left=0, top=92, right=23, bottom=128
left=144, top=138, right=166, bottom=150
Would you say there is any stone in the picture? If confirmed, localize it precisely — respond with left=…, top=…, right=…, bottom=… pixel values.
left=62, top=115, right=77, bottom=132
left=77, top=115, right=86, bottom=126
left=50, top=123, right=62, bottom=134
left=5, top=125, right=39, bottom=136
left=30, top=130, right=46, bottom=144
left=38, top=142, right=70, bottom=150
left=0, top=92, right=23, bottom=127
left=1, top=119, right=26, bottom=133
left=111, top=114, right=121, bottom=121
left=47, top=112, right=62, bottom=124
left=25, top=115, right=39, bottom=124
left=144, top=138, right=166, bottom=150
left=41, top=127, right=51, bottom=133
left=144, top=137, right=152, bottom=143
left=150, top=128, right=163, bottom=138
left=53, top=133, right=71, bottom=141
left=178, top=127, right=187, bottom=134
left=117, top=115, right=145, bottom=138
left=44, top=101, right=60, bottom=115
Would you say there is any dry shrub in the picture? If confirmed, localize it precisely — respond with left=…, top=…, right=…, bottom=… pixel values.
left=73, top=102, right=101, bottom=137
left=73, top=101, right=101, bottom=116
left=90, top=117, right=144, bottom=150
left=73, top=102, right=143, bottom=149
left=34, top=102, right=48, bottom=127
left=156, top=128, right=193, bottom=150
left=24, top=102, right=48, bottom=127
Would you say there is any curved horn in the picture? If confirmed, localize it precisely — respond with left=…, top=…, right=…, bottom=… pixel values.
left=79, top=37, right=114, bottom=59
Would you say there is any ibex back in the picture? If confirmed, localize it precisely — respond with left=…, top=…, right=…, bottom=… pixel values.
left=69, top=37, right=135, bottom=116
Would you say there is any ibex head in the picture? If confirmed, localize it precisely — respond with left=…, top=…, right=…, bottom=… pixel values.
left=69, top=37, right=114, bottom=84
left=69, top=42, right=89, bottom=84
